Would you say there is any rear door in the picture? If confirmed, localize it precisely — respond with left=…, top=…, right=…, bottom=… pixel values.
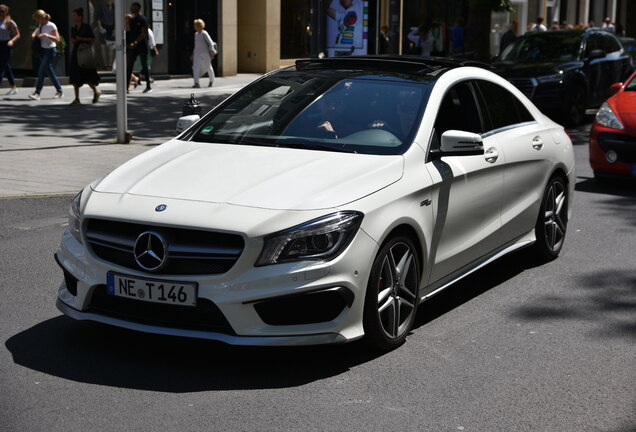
left=424, top=80, right=504, bottom=285
left=474, top=79, right=552, bottom=244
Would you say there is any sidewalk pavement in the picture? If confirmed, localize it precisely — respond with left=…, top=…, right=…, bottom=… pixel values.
left=0, top=74, right=261, bottom=198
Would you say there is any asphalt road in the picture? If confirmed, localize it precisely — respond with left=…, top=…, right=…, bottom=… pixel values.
left=1, top=120, right=635, bottom=432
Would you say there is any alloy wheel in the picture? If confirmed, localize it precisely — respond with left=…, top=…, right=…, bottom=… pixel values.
left=543, top=180, right=567, bottom=253
left=375, top=241, right=419, bottom=340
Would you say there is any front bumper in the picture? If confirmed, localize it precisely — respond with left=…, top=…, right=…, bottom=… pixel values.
left=589, top=125, right=636, bottom=175
left=55, top=222, right=378, bottom=346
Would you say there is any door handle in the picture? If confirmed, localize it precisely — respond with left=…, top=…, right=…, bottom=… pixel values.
left=532, top=136, right=544, bottom=150
left=484, top=147, right=499, bottom=163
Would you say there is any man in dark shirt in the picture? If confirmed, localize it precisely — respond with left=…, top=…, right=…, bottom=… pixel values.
left=126, top=2, right=151, bottom=93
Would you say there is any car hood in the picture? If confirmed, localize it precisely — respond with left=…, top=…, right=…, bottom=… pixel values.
left=492, top=60, right=579, bottom=79
left=93, top=140, right=404, bottom=210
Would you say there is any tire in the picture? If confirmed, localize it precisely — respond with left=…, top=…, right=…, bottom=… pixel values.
left=564, top=87, right=586, bottom=126
left=533, top=176, right=568, bottom=261
left=363, top=235, right=420, bottom=351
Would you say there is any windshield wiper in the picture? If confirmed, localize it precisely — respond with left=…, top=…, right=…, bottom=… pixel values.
left=276, top=141, right=357, bottom=153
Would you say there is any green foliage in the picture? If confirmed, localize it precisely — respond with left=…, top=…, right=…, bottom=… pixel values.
left=469, top=0, right=513, bottom=12
left=56, top=35, right=66, bottom=55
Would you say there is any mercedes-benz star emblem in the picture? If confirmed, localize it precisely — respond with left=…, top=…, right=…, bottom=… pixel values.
left=134, top=231, right=168, bottom=272
left=155, top=204, right=167, bottom=212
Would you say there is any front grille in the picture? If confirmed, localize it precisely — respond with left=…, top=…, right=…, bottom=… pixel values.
left=509, top=78, right=536, bottom=99
left=598, top=133, right=636, bottom=163
left=85, top=219, right=244, bottom=275
left=89, top=285, right=235, bottom=334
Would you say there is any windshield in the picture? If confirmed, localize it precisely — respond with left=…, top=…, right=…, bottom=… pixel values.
left=500, top=33, right=582, bottom=61
left=625, top=74, right=636, bottom=91
left=190, top=69, right=433, bottom=155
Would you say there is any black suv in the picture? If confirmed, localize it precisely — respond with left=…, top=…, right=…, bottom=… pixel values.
left=492, top=29, right=633, bottom=125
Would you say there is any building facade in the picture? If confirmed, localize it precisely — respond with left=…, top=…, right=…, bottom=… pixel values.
left=4, top=0, right=634, bottom=80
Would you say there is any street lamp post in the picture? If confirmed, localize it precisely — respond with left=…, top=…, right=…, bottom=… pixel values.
left=115, top=0, right=129, bottom=143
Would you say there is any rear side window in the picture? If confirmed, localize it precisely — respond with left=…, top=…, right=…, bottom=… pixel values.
left=475, top=80, right=535, bottom=132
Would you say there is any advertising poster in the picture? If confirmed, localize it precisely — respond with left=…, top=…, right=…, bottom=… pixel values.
left=325, top=0, right=368, bottom=57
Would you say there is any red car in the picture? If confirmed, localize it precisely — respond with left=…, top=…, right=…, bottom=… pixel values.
left=589, top=71, right=636, bottom=180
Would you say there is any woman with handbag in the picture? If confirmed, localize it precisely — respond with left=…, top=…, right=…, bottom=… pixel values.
left=29, top=9, right=63, bottom=100
left=190, top=19, right=215, bottom=88
left=0, top=4, right=20, bottom=96
left=69, top=8, right=100, bottom=105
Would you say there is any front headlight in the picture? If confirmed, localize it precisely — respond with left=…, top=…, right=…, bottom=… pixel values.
left=595, top=102, right=624, bottom=130
left=255, top=211, right=363, bottom=266
left=536, top=72, right=563, bottom=84
left=68, top=191, right=82, bottom=243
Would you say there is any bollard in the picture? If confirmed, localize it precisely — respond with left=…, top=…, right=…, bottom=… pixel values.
left=183, top=93, right=202, bottom=116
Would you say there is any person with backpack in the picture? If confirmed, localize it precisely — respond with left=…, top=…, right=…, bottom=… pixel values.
left=190, top=18, right=216, bottom=88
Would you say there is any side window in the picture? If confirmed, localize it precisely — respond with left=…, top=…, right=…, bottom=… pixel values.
left=585, top=34, right=600, bottom=57
left=475, top=80, right=534, bottom=132
left=432, top=81, right=483, bottom=149
left=603, top=34, right=621, bottom=53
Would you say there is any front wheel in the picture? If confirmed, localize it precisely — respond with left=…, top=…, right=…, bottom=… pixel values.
left=533, top=176, right=568, bottom=261
left=363, top=235, right=420, bottom=351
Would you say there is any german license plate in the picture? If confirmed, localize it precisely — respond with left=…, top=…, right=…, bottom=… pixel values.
left=106, top=272, right=197, bottom=307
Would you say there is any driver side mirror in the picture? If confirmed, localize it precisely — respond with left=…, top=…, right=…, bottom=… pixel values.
left=589, top=49, right=606, bottom=60
left=609, top=82, right=623, bottom=95
left=437, top=130, right=484, bottom=157
left=176, top=115, right=201, bottom=133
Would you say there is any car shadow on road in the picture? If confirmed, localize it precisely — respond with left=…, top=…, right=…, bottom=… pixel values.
left=5, top=248, right=546, bottom=393
left=576, top=175, right=636, bottom=197
left=412, top=248, right=546, bottom=331
left=5, top=315, right=385, bottom=393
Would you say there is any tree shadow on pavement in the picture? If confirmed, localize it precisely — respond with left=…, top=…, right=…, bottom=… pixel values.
left=0, top=94, right=228, bottom=145
left=510, top=269, right=636, bottom=341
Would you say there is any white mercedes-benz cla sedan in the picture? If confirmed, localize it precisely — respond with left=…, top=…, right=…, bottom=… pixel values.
left=55, top=57, right=575, bottom=350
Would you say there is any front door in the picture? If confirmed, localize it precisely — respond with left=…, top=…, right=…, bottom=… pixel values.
left=425, top=80, right=504, bottom=285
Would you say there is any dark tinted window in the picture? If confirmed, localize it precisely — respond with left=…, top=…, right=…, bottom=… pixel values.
left=585, top=34, right=602, bottom=56
left=601, top=33, right=621, bottom=53
left=475, top=80, right=535, bottom=131
left=500, top=32, right=582, bottom=61
left=432, top=81, right=483, bottom=149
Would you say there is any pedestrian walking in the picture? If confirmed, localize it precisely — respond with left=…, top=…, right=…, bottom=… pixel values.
left=132, top=26, right=158, bottom=86
left=191, top=19, right=215, bottom=88
left=29, top=9, right=63, bottom=100
left=529, top=17, right=547, bottom=32
left=407, top=25, right=434, bottom=57
left=126, top=2, right=151, bottom=93
left=68, top=8, right=100, bottom=105
left=0, top=4, right=19, bottom=95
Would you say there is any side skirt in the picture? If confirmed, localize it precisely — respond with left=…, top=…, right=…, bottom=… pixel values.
left=420, top=230, right=536, bottom=302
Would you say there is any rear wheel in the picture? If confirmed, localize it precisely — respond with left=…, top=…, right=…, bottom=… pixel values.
left=533, top=176, right=568, bottom=261
left=363, top=235, right=420, bottom=351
